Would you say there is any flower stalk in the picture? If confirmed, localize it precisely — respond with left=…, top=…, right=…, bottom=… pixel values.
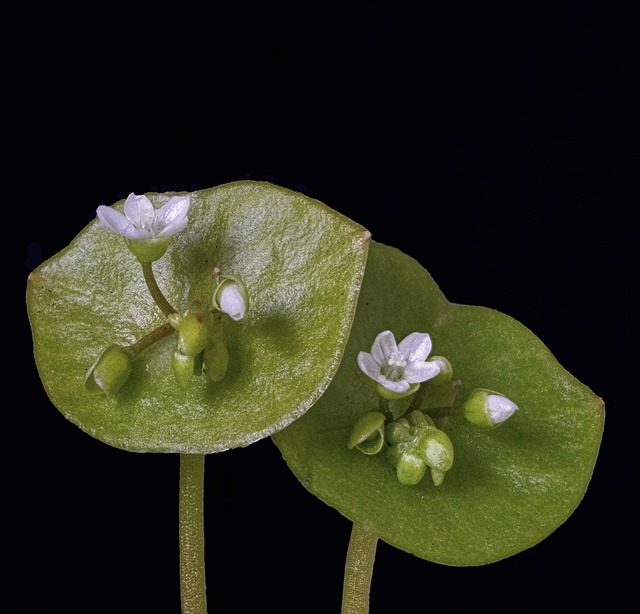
left=141, top=261, right=178, bottom=316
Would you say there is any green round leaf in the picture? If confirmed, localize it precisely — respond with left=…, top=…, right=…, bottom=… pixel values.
left=27, top=181, right=370, bottom=453
left=273, top=241, right=604, bottom=566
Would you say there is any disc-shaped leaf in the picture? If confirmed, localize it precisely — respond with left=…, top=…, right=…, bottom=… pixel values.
left=27, top=181, right=370, bottom=453
left=273, top=241, right=604, bottom=566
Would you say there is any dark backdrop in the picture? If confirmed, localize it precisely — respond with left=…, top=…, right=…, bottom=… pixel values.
left=16, top=2, right=637, bottom=612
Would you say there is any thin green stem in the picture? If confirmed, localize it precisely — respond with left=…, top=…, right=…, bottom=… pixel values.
left=179, top=454, right=208, bottom=614
left=425, top=406, right=463, bottom=419
left=125, top=321, right=175, bottom=356
left=341, top=523, right=379, bottom=614
left=141, top=260, right=178, bottom=316
left=378, top=396, right=390, bottom=420
left=407, top=382, right=429, bottom=413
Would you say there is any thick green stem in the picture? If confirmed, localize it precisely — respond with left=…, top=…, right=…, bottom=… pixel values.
left=341, top=523, right=379, bottom=614
left=141, top=260, right=178, bottom=316
left=179, top=454, right=207, bottom=614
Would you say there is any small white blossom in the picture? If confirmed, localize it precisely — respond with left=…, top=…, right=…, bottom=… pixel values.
left=357, top=330, right=440, bottom=393
left=96, top=193, right=190, bottom=241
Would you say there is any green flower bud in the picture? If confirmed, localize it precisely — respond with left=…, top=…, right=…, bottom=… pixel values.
left=417, top=428, right=454, bottom=474
left=168, top=312, right=183, bottom=329
left=177, top=311, right=211, bottom=357
left=85, top=345, right=132, bottom=397
left=202, top=337, right=229, bottom=382
left=348, top=411, right=386, bottom=455
left=384, top=420, right=413, bottom=446
left=172, top=349, right=195, bottom=388
left=406, top=409, right=435, bottom=430
left=385, top=411, right=454, bottom=487
left=427, top=355, right=453, bottom=383
left=396, top=452, right=427, bottom=485
left=386, top=442, right=404, bottom=468
left=463, top=388, right=519, bottom=429
left=213, top=275, right=249, bottom=321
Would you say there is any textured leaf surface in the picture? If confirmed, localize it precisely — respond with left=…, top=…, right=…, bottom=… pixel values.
left=27, top=182, right=370, bottom=453
left=273, top=241, right=604, bottom=565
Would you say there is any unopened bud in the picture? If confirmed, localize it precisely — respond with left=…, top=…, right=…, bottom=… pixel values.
left=202, top=337, right=229, bottom=382
left=85, top=345, right=132, bottom=397
left=396, top=452, right=427, bottom=485
left=172, top=349, right=195, bottom=388
left=177, top=311, right=211, bottom=357
left=417, top=428, right=454, bottom=474
left=348, top=411, right=386, bottom=455
left=384, top=420, right=413, bottom=446
left=463, top=388, right=519, bottom=429
left=427, top=355, right=453, bottom=383
left=213, top=275, right=249, bottom=321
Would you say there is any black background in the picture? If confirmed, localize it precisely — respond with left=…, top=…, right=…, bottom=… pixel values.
left=16, top=2, right=637, bottom=612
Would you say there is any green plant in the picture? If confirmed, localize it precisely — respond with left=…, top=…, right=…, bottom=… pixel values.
left=27, top=182, right=603, bottom=613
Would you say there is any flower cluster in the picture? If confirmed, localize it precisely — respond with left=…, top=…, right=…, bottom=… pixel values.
left=350, top=330, right=519, bottom=487
left=85, top=193, right=249, bottom=396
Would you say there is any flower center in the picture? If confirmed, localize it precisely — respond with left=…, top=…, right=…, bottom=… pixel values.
left=139, top=210, right=157, bottom=233
left=382, top=349, right=407, bottom=381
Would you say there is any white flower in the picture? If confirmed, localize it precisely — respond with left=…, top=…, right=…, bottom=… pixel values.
left=96, top=193, right=190, bottom=241
left=357, top=330, right=440, bottom=393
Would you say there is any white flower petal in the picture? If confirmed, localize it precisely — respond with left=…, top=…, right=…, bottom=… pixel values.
left=96, top=206, right=130, bottom=235
left=357, top=352, right=382, bottom=380
left=371, top=330, right=397, bottom=364
left=398, top=332, right=432, bottom=363
left=155, top=195, right=190, bottom=228
left=377, top=376, right=410, bottom=393
left=125, top=227, right=154, bottom=240
left=123, top=193, right=154, bottom=226
left=404, top=361, right=440, bottom=384
left=156, top=216, right=189, bottom=238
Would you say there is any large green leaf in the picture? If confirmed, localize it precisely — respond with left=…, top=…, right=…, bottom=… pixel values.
left=27, top=181, right=370, bottom=453
left=273, top=241, right=604, bottom=566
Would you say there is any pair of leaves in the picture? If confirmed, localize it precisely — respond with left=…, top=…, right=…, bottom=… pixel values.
left=27, top=181, right=604, bottom=565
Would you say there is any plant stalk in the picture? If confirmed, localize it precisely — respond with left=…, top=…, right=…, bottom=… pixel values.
left=341, top=523, right=379, bottom=614
left=141, top=260, right=178, bottom=316
left=126, top=321, right=175, bottom=356
left=179, top=453, right=207, bottom=614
